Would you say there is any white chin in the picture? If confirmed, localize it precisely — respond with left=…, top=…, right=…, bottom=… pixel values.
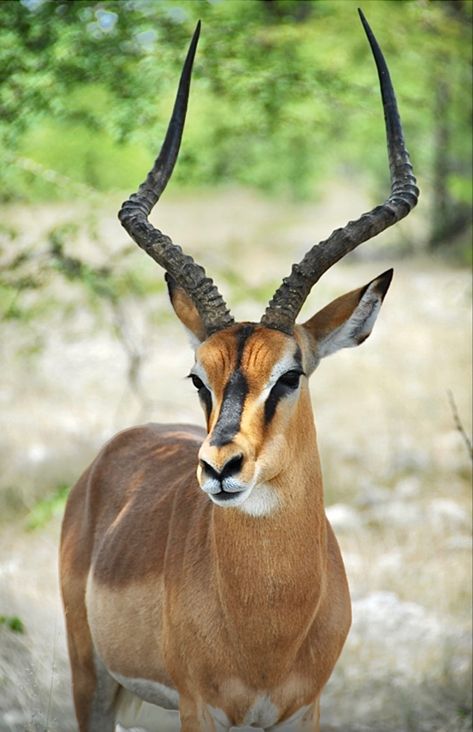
left=208, top=483, right=280, bottom=517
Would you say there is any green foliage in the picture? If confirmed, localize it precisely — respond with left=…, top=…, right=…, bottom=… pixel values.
left=18, top=116, right=151, bottom=195
left=0, top=615, right=25, bottom=633
left=0, top=0, right=471, bottom=240
left=26, top=483, right=69, bottom=530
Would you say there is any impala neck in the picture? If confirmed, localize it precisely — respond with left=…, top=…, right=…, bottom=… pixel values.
left=208, top=389, right=327, bottom=681
left=211, top=386, right=326, bottom=594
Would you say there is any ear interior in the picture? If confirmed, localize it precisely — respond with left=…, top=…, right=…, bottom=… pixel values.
left=166, top=274, right=207, bottom=346
left=302, top=269, right=393, bottom=363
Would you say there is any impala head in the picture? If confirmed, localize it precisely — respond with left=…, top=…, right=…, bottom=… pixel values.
left=119, top=12, right=418, bottom=512
left=167, top=269, right=393, bottom=511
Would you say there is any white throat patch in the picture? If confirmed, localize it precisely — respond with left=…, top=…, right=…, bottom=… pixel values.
left=237, top=482, right=280, bottom=517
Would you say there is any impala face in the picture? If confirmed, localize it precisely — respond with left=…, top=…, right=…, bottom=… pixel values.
left=191, top=324, right=306, bottom=510
left=170, top=267, right=395, bottom=514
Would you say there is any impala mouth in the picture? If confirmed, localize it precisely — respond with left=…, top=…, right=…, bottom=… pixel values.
left=200, top=476, right=253, bottom=506
left=202, top=478, right=252, bottom=507
left=209, top=486, right=252, bottom=506
left=211, top=488, right=246, bottom=503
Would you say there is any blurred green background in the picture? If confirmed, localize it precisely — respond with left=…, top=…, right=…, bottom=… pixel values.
left=1, top=0, right=471, bottom=248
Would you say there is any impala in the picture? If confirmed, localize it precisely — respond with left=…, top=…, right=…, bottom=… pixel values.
left=60, top=10, right=418, bottom=732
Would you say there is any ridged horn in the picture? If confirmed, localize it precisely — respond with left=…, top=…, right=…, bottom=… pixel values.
left=119, top=21, right=234, bottom=336
left=261, top=8, right=419, bottom=334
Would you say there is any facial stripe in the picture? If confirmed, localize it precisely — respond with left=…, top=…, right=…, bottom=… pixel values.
left=264, top=345, right=303, bottom=427
left=200, top=387, right=213, bottom=424
left=209, top=324, right=255, bottom=447
left=210, top=371, right=248, bottom=446
left=264, top=385, right=280, bottom=426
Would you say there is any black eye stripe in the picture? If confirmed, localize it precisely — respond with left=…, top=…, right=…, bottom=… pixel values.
left=264, top=370, right=303, bottom=426
left=200, top=388, right=212, bottom=423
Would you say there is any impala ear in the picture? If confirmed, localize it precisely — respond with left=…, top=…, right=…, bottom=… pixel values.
left=301, top=269, right=393, bottom=371
left=166, top=274, right=207, bottom=348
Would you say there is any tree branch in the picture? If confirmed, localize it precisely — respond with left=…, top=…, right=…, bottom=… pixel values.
left=447, top=389, right=473, bottom=462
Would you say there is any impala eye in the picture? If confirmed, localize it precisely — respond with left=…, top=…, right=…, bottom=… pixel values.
left=277, top=370, right=303, bottom=390
left=190, top=374, right=205, bottom=391
left=188, top=373, right=212, bottom=421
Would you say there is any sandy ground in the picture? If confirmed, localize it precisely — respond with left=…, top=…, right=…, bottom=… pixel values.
left=0, top=190, right=471, bottom=731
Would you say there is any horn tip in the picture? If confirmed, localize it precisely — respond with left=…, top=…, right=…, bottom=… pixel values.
left=357, top=8, right=371, bottom=35
left=188, top=20, right=201, bottom=54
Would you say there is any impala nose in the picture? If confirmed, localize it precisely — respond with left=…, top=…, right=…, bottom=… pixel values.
left=200, top=453, right=244, bottom=484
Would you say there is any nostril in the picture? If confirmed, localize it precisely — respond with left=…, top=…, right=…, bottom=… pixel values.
left=221, top=453, right=244, bottom=480
left=200, top=454, right=244, bottom=483
left=200, top=459, right=220, bottom=481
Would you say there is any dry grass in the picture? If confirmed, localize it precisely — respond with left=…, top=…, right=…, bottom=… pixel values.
left=0, top=189, right=471, bottom=731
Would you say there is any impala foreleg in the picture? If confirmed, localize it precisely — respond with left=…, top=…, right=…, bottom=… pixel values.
left=67, top=635, right=118, bottom=731
left=62, top=573, right=118, bottom=731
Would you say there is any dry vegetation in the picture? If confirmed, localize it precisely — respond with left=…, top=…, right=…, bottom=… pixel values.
left=0, top=190, right=471, bottom=731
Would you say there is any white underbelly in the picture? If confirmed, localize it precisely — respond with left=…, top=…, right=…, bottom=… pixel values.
left=112, top=672, right=179, bottom=708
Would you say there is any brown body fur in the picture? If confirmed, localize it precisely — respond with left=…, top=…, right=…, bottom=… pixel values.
left=61, top=412, right=351, bottom=730
left=61, top=282, right=392, bottom=730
